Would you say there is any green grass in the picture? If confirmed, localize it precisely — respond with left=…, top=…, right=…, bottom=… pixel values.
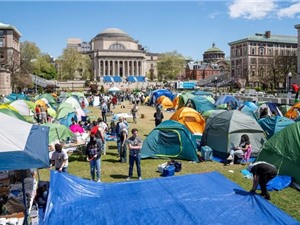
left=40, top=103, right=300, bottom=222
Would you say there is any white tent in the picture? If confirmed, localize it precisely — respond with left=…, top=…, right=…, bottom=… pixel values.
left=108, top=87, right=121, bottom=93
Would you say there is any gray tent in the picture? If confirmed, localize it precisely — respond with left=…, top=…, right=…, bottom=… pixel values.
left=201, top=110, right=266, bottom=159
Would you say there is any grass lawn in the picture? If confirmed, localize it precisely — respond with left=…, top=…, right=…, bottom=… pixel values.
left=39, top=100, right=300, bottom=222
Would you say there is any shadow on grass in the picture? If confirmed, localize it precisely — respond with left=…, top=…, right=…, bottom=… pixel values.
left=102, top=159, right=121, bottom=163
left=108, top=145, right=118, bottom=150
left=68, top=154, right=86, bottom=162
left=110, top=174, right=128, bottom=180
left=234, top=189, right=253, bottom=196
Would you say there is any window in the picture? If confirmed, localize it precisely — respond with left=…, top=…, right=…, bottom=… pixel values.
left=0, top=31, right=3, bottom=36
left=259, top=47, right=264, bottom=55
left=109, top=43, right=125, bottom=50
left=0, top=52, right=4, bottom=59
left=251, top=48, right=255, bottom=55
left=0, top=38, right=4, bottom=47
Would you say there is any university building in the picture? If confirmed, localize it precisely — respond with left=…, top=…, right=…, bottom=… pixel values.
left=228, top=31, right=297, bottom=87
left=0, top=22, right=21, bottom=95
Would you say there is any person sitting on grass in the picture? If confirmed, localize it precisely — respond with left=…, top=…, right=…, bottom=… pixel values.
left=227, top=134, right=250, bottom=165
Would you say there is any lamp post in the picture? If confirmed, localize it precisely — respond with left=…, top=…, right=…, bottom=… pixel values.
left=288, top=72, right=292, bottom=99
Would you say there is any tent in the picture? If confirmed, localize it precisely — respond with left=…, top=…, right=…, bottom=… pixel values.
left=279, top=105, right=291, bottom=116
left=258, top=116, right=295, bottom=139
left=255, top=102, right=282, bottom=119
left=5, top=93, right=30, bottom=102
left=201, top=109, right=226, bottom=122
left=141, top=120, right=199, bottom=162
left=285, top=102, right=300, bottom=119
left=35, top=93, right=57, bottom=109
left=149, top=89, right=174, bottom=105
left=64, top=96, right=81, bottom=110
left=0, top=108, right=26, bottom=121
left=108, top=87, right=121, bottom=93
left=177, top=92, right=195, bottom=109
left=170, top=107, right=205, bottom=134
left=156, top=96, right=174, bottom=110
left=172, top=95, right=179, bottom=109
left=191, top=90, right=213, bottom=97
left=201, top=110, right=266, bottom=159
left=257, top=122, right=300, bottom=185
left=215, top=95, right=239, bottom=109
left=9, top=99, right=34, bottom=116
left=43, top=171, right=299, bottom=225
left=0, top=113, right=49, bottom=170
left=42, top=123, right=74, bottom=144
left=187, top=96, right=216, bottom=113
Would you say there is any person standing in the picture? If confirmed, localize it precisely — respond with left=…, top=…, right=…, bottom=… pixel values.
left=154, top=108, right=164, bottom=127
left=126, top=128, right=143, bottom=181
left=119, top=128, right=128, bottom=163
left=86, top=135, right=102, bottom=182
left=100, top=100, right=108, bottom=123
left=131, top=103, right=138, bottom=124
left=248, top=161, right=278, bottom=200
left=50, top=144, right=68, bottom=173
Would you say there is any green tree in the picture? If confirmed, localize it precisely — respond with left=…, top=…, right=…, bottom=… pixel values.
left=157, top=51, right=186, bottom=81
left=32, top=53, right=57, bottom=80
left=58, top=48, right=91, bottom=81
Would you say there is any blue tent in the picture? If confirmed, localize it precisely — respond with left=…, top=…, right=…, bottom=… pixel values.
left=188, top=96, right=216, bottom=113
left=43, top=171, right=299, bottom=225
left=150, top=89, right=174, bottom=104
left=258, top=116, right=295, bottom=139
left=0, top=113, right=49, bottom=170
left=191, top=90, right=213, bottom=96
left=5, top=93, right=30, bottom=102
left=215, top=95, right=239, bottom=109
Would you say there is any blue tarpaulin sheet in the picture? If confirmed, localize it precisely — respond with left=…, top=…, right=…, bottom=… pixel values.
left=43, top=171, right=299, bottom=225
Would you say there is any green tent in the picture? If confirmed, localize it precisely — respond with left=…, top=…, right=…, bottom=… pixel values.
left=257, top=122, right=300, bottom=185
left=42, top=123, right=74, bottom=144
left=141, top=120, right=199, bottom=162
left=0, top=108, right=26, bottom=121
left=56, top=103, right=75, bottom=120
left=177, top=92, right=195, bottom=109
left=201, top=110, right=266, bottom=159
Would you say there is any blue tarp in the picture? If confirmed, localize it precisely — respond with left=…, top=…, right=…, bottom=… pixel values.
left=43, top=171, right=299, bottom=225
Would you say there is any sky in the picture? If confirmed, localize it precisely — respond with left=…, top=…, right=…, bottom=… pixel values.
left=1, top=0, right=300, bottom=61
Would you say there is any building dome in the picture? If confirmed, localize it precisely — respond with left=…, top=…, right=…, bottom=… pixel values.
left=204, top=42, right=224, bottom=54
left=94, top=28, right=134, bottom=41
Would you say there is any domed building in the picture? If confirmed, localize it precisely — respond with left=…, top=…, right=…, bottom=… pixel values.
left=203, top=42, right=225, bottom=63
left=90, top=28, right=158, bottom=81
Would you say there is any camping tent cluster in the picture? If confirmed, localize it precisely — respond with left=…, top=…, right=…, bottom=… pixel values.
left=142, top=90, right=300, bottom=186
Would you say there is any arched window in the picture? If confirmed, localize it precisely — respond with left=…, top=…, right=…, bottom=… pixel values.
left=109, top=43, right=125, bottom=50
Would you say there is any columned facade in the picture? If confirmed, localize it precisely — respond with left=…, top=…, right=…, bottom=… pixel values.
left=90, top=28, right=158, bottom=81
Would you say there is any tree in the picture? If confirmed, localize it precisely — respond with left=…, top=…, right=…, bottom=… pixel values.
left=157, top=51, right=186, bottom=81
left=57, top=48, right=91, bottom=81
left=32, top=53, right=57, bottom=80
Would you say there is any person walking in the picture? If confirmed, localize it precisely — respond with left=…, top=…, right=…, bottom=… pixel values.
left=126, top=128, right=143, bottom=181
left=100, top=100, right=108, bottom=123
left=86, top=135, right=102, bottom=182
left=248, top=161, right=278, bottom=200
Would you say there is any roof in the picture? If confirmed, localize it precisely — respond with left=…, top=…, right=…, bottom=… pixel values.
left=0, top=22, right=22, bottom=36
left=93, top=27, right=135, bottom=42
left=204, top=42, right=224, bottom=53
left=228, top=32, right=297, bottom=45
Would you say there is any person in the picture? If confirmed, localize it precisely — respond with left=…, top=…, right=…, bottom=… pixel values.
left=248, top=161, right=278, bottom=200
left=35, top=105, right=41, bottom=123
left=227, top=134, right=250, bottom=164
left=50, top=143, right=68, bottom=173
left=115, top=116, right=128, bottom=158
left=126, top=128, right=143, bottom=181
left=186, top=99, right=193, bottom=108
left=100, top=100, right=108, bottom=123
left=86, top=135, right=102, bottom=182
left=260, top=107, right=269, bottom=118
left=98, top=118, right=108, bottom=155
left=154, top=108, right=164, bottom=126
left=131, top=103, right=138, bottom=124
left=119, top=128, right=128, bottom=163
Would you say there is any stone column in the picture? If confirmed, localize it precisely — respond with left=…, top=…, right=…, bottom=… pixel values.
left=108, top=60, right=111, bottom=76
left=112, top=60, right=115, bottom=76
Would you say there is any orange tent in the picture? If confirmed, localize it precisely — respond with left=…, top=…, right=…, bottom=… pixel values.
left=156, top=96, right=174, bottom=110
left=35, top=99, right=48, bottom=109
left=170, top=107, right=206, bottom=134
left=285, top=102, right=300, bottom=119
left=172, top=95, right=179, bottom=109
